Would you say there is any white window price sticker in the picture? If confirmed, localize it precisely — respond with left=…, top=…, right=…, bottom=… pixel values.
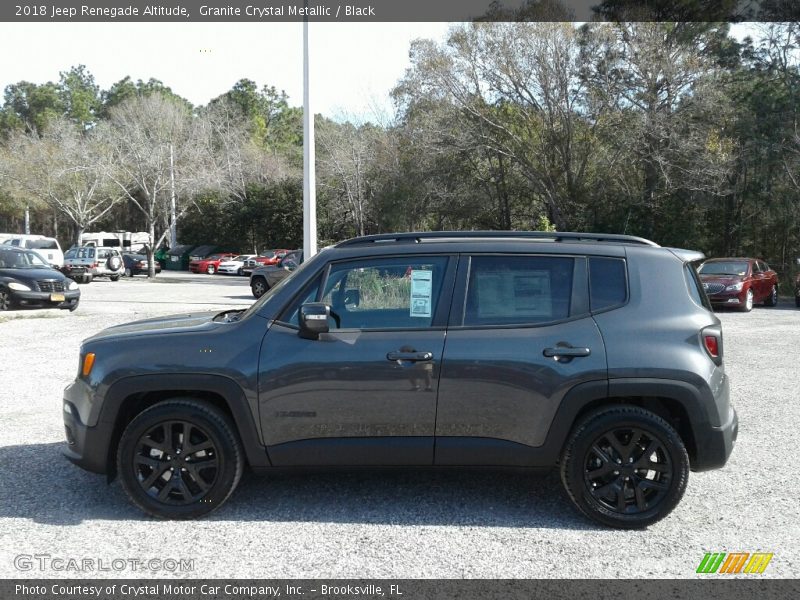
left=409, top=269, right=433, bottom=318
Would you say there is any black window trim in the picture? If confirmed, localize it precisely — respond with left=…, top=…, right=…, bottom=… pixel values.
left=277, top=253, right=458, bottom=332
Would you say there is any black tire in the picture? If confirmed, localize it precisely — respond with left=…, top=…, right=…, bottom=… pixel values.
left=237, top=267, right=243, bottom=276
left=764, top=285, right=778, bottom=307
left=117, top=399, right=244, bottom=520
left=79, top=274, right=92, bottom=284
left=110, top=275, right=120, bottom=282
left=251, top=277, right=268, bottom=298
left=740, top=288, right=754, bottom=312
left=560, top=405, right=689, bottom=529
left=124, top=267, right=132, bottom=277
left=207, top=264, right=216, bottom=275
left=0, top=289, right=16, bottom=311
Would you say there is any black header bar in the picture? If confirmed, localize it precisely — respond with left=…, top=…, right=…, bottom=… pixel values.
left=2, top=1, right=799, bottom=23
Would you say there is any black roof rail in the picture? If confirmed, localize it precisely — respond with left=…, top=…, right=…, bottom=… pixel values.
left=334, top=231, right=660, bottom=248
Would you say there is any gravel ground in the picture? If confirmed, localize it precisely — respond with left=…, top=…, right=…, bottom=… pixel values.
left=0, top=273, right=798, bottom=579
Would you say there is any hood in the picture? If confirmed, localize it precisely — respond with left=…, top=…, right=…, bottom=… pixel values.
left=0, top=267, right=67, bottom=283
left=85, top=311, right=221, bottom=342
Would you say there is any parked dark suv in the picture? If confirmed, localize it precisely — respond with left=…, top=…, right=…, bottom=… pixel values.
left=63, top=232, right=737, bottom=528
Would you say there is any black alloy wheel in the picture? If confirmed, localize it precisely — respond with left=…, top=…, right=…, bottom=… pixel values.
left=117, top=399, right=244, bottom=519
left=561, top=406, right=689, bottom=529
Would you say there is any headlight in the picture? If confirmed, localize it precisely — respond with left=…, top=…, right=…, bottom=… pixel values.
left=725, top=282, right=744, bottom=292
left=8, top=282, right=31, bottom=291
left=68, top=280, right=79, bottom=290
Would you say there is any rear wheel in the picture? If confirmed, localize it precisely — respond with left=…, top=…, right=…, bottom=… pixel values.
left=110, top=275, right=120, bottom=282
left=117, top=399, right=244, bottom=519
left=764, top=285, right=778, bottom=307
left=124, top=267, right=132, bottom=277
left=560, top=406, right=689, bottom=529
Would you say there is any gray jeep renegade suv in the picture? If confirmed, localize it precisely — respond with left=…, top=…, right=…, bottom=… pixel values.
left=63, top=231, right=737, bottom=528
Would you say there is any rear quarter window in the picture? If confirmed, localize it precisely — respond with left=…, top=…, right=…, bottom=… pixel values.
left=685, top=263, right=712, bottom=310
left=589, top=257, right=627, bottom=311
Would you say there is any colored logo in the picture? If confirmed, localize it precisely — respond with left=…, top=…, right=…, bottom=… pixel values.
left=696, top=552, right=773, bottom=574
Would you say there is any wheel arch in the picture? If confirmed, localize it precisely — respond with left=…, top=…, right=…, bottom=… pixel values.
left=544, top=379, right=709, bottom=469
left=101, top=374, right=270, bottom=480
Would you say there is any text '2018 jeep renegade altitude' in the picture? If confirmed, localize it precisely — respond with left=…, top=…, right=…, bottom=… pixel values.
left=63, top=232, right=737, bottom=528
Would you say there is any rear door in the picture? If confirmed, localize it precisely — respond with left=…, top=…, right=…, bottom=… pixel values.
left=435, top=253, right=608, bottom=465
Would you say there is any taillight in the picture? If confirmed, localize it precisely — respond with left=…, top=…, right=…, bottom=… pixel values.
left=704, top=335, right=719, bottom=358
left=701, top=327, right=723, bottom=365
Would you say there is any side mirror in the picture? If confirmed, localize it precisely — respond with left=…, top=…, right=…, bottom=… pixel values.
left=299, top=303, right=330, bottom=340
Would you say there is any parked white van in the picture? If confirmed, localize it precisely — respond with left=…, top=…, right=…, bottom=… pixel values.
left=3, top=235, right=64, bottom=267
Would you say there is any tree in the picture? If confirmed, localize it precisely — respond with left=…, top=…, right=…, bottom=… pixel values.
left=98, top=94, right=215, bottom=276
left=2, top=117, right=122, bottom=244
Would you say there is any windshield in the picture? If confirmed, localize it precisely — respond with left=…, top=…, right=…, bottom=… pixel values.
left=239, top=249, right=324, bottom=320
left=699, top=261, right=749, bottom=276
left=259, top=251, right=276, bottom=259
left=0, top=248, right=50, bottom=269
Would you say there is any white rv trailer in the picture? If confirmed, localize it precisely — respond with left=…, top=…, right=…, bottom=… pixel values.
left=79, top=231, right=151, bottom=252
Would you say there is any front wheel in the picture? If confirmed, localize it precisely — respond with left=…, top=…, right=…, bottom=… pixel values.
left=117, top=399, right=244, bottom=519
left=0, top=289, right=15, bottom=311
left=207, top=265, right=216, bottom=275
left=560, top=406, right=689, bottom=529
left=740, top=288, right=754, bottom=312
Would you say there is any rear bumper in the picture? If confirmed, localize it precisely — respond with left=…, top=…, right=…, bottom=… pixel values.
left=692, top=405, right=738, bottom=472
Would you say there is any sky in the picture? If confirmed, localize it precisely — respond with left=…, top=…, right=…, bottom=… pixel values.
left=0, top=22, right=756, bottom=123
left=0, top=22, right=451, bottom=122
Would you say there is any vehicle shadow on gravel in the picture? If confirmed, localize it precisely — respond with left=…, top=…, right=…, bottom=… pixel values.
left=0, top=443, right=596, bottom=530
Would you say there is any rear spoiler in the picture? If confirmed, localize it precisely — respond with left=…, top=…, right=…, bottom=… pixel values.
left=667, top=248, right=705, bottom=263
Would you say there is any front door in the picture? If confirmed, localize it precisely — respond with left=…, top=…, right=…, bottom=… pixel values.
left=259, top=254, right=455, bottom=466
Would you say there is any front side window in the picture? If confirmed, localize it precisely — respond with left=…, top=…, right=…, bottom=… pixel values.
left=320, top=256, right=448, bottom=330
left=464, top=255, right=574, bottom=326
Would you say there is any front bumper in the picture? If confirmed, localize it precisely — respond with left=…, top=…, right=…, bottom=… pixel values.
left=13, top=289, right=80, bottom=309
left=707, top=290, right=746, bottom=306
left=62, top=379, right=112, bottom=474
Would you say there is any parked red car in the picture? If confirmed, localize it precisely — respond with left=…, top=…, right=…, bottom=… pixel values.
left=189, top=253, right=236, bottom=274
left=698, top=257, right=779, bottom=312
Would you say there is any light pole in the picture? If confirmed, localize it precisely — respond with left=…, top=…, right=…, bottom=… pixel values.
left=303, top=6, right=318, bottom=258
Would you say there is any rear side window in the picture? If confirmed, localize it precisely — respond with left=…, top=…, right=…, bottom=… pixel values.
left=589, top=257, right=627, bottom=311
left=464, top=255, right=574, bottom=326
